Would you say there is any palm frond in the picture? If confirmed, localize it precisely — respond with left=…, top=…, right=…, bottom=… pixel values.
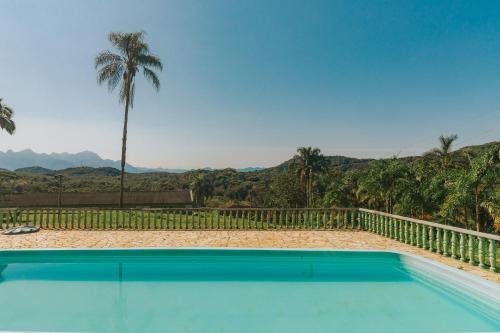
left=95, top=51, right=123, bottom=68
left=143, top=67, right=160, bottom=91
left=96, top=63, right=124, bottom=92
left=137, top=54, right=163, bottom=71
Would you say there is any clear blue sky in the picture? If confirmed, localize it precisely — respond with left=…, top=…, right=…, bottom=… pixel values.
left=0, top=0, right=499, bottom=169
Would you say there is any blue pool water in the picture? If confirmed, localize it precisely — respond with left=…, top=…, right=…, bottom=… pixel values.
left=0, top=249, right=498, bottom=333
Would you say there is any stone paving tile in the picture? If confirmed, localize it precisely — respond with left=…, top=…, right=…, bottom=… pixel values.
left=0, top=230, right=498, bottom=283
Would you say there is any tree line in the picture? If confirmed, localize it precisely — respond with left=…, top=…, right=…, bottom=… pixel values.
left=257, top=136, right=498, bottom=233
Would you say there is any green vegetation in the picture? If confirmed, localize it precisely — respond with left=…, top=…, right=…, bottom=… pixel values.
left=1, top=139, right=498, bottom=233
left=0, top=98, right=16, bottom=135
left=95, top=31, right=163, bottom=207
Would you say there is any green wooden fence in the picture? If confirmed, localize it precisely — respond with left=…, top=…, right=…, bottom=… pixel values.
left=0, top=207, right=357, bottom=231
left=0, top=206, right=498, bottom=272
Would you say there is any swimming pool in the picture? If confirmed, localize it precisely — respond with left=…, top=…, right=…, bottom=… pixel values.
left=0, top=249, right=498, bottom=332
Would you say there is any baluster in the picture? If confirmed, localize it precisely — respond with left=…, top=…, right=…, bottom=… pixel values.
left=451, top=231, right=457, bottom=259
left=468, top=235, right=475, bottom=265
left=410, top=223, right=415, bottom=245
left=429, top=227, right=435, bottom=251
left=389, top=217, right=394, bottom=239
left=459, top=233, right=466, bottom=262
left=443, top=230, right=449, bottom=256
left=380, top=215, right=384, bottom=235
left=416, top=224, right=421, bottom=247
left=238, top=210, right=242, bottom=229
left=399, top=220, right=404, bottom=241
left=422, top=226, right=428, bottom=249
left=39, top=209, right=44, bottom=229
left=488, top=240, right=497, bottom=272
left=436, top=228, right=442, bottom=254
left=384, top=216, right=389, bottom=237
left=380, top=216, right=389, bottom=237
left=478, top=237, right=485, bottom=269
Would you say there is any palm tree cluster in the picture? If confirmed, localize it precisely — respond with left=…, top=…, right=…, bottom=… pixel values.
left=319, top=136, right=499, bottom=232
left=293, top=147, right=327, bottom=208
left=190, top=174, right=215, bottom=207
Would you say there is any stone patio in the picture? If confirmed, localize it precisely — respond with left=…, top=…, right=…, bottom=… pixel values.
left=0, top=229, right=498, bottom=283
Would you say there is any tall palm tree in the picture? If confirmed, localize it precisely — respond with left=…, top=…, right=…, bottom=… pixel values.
left=95, top=31, right=163, bottom=207
left=426, top=134, right=458, bottom=171
left=293, top=147, right=327, bottom=208
left=0, top=98, right=16, bottom=135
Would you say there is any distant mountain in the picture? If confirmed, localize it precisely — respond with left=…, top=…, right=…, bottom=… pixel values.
left=0, top=149, right=185, bottom=173
left=0, top=149, right=265, bottom=174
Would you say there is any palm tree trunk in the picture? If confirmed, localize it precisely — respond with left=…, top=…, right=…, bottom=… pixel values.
left=119, top=80, right=131, bottom=208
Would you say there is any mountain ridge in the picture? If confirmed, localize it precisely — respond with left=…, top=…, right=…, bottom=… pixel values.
left=0, top=149, right=265, bottom=174
left=2, top=141, right=497, bottom=175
